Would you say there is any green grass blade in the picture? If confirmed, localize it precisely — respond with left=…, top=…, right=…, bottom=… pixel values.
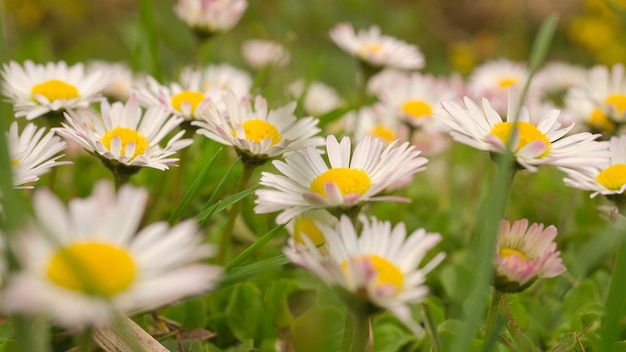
left=168, top=147, right=222, bottom=224
left=224, top=224, right=286, bottom=271
left=138, top=0, right=161, bottom=80
left=597, top=229, right=626, bottom=352
left=195, top=185, right=260, bottom=226
left=218, top=254, right=290, bottom=289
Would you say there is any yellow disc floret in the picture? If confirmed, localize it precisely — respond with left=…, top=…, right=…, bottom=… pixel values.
left=294, top=218, right=326, bottom=246
left=234, top=119, right=281, bottom=146
left=489, top=122, right=551, bottom=157
left=499, top=248, right=528, bottom=261
left=590, top=109, right=616, bottom=132
left=101, top=127, right=150, bottom=160
left=31, top=79, right=79, bottom=102
left=171, top=91, right=205, bottom=115
left=343, top=255, right=404, bottom=292
left=402, top=100, right=433, bottom=119
left=497, top=77, right=520, bottom=89
left=358, top=43, right=382, bottom=57
left=47, top=242, right=136, bottom=297
left=310, top=168, right=371, bottom=199
left=596, top=164, right=626, bottom=190
left=605, top=94, right=626, bottom=115
left=371, top=125, right=395, bottom=144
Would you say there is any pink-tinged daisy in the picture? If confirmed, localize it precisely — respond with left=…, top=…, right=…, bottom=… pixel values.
left=241, top=39, right=291, bottom=70
left=437, top=91, right=610, bottom=172
left=54, top=94, right=192, bottom=172
left=564, top=64, right=626, bottom=133
left=7, top=122, right=70, bottom=188
left=562, top=134, right=626, bottom=198
left=329, top=23, right=424, bottom=71
left=180, top=63, right=252, bottom=102
left=174, top=0, right=248, bottom=37
left=1, top=60, right=110, bottom=120
left=287, top=80, right=343, bottom=117
left=255, top=134, right=428, bottom=224
left=285, top=215, right=445, bottom=333
left=494, top=218, right=565, bottom=293
left=2, top=181, right=221, bottom=330
left=193, top=92, right=323, bottom=163
left=467, top=59, right=529, bottom=115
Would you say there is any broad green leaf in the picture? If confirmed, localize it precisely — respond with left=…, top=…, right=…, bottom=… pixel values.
left=372, top=323, right=416, bottom=352
left=290, top=305, right=344, bottom=352
left=226, top=283, right=271, bottom=344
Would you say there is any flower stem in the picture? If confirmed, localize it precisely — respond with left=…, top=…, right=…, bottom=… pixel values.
left=113, top=170, right=131, bottom=191
left=216, top=163, right=256, bottom=265
left=484, top=289, right=504, bottom=345
left=341, top=306, right=370, bottom=352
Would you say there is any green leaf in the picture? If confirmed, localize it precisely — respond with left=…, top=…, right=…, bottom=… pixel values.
left=218, top=255, right=290, bottom=289
left=372, top=323, right=416, bottom=352
left=195, top=186, right=260, bottom=226
left=290, top=306, right=344, bottom=352
left=226, top=283, right=270, bottom=344
left=440, top=263, right=475, bottom=304
left=224, top=224, right=285, bottom=271
left=264, top=279, right=300, bottom=329
left=163, top=297, right=208, bottom=328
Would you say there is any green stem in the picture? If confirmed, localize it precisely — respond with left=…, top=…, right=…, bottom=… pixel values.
left=113, top=170, right=131, bottom=191
left=215, top=163, right=256, bottom=265
left=13, top=315, right=49, bottom=352
left=340, top=307, right=370, bottom=352
left=501, top=296, right=537, bottom=351
left=598, top=241, right=626, bottom=352
left=76, top=328, right=94, bottom=352
left=484, top=289, right=504, bottom=344
left=422, top=301, right=443, bottom=352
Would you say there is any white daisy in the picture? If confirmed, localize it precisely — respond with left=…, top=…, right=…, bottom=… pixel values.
left=2, top=181, right=221, bottom=330
left=7, top=122, right=70, bottom=188
left=54, top=93, right=192, bottom=171
left=174, top=0, right=248, bottom=36
left=287, top=79, right=343, bottom=116
left=467, top=59, right=529, bottom=115
left=180, top=63, right=252, bottom=102
left=286, top=209, right=338, bottom=247
left=341, top=103, right=407, bottom=145
left=1, top=60, right=110, bottom=120
left=285, top=215, right=444, bottom=333
left=193, top=92, right=323, bottom=162
left=562, top=134, right=626, bottom=198
left=87, top=61, right=134, bottom=102
left=241, top=39, right=291, bottom=70
left=533, top=61, right=587, bottom=107
left=437, top=90, right=610, bottom=172
left=329, top=22, right=424, bottom=70
left=255, top=134, right=428, bottom=224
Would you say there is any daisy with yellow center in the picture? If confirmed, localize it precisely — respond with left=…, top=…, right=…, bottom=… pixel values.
left=286, top=209, right=338, bottom=247
left=1, top=60, right=110, bottom=120
left=3, top=181, right=221, bottom=330
left=7, top=122, right=70, bottom=188
left=54, top=93, right=193, bottom=171
left=340, top=104, right=406, bottom=146
left=329, top=22, right=425, bottom=70
left=467, top=59, right=529, bottom=115
left=437, top=90, right=610, bottom=172
left=255, top=134, right=428, bottom=224
left=494, top=219, right=565, bottom=293
left=284, top=215, right=444, bottom=333
left=179, top=63, right=252, bottom=105
left=173, top=0, right=248, bottom=36
left=193, top=92, right=324, bottom=162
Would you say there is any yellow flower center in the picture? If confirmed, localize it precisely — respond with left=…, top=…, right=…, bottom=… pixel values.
left=497, top=77, right=520, bottom=88
left=489, top=122, right=551, bottom=157
left=499, top=248, right=527, bottom=261
left=590, top=109, right=616, bottom=132
left=402, top=100, right=433, bottom=119
left=358, top=43, right=382, bottom=57
left=342, top=255, right=404, bottom=292
left=31, top=79, right=79, bottom=102
left=605, top=94, right=626, bottom=115
left=11, top=159, right=19, bottom=166
left=371, top=125, right=395, bottom=144
left=170, top=91, right=205, bottom=115
left=233, top=119, right=281, bottom=146
left=596, top=164, right=626, bottom=190
left=310, top=168, right=371, bottom=199
left=101, top=127, right=150, bottom=160
left=294, top=218, right=326, bottom=246
left=47, top=242, right=136, bottom=297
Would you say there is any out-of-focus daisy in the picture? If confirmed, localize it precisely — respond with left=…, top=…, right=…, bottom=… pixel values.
left=286, top=209, right=337, bottom=247
left=1, top=60, right=110, bottom=120
left=562, top=134, right=626, bottom=199
left=241, top=39, right=290, bottom=70
left=7, top=122, right=70, bottom=188
left=494, top=218, right=565, bottom=293
left=467, top=59, right=529, bottom=115
left=341, top=103, right=407, bottom=145
left=564, top=64, right=626, bottom=133
left=180, top=63, right=252, bottom=102
left=437, top=91, right=610, bottom=172
left=174, top=0, right=247, bottom=38
left=533, top=61, right=586, bottom=107
left=285, top=215, right=444, bottom=333
left=87, top=61, right=133, bottom=102
left=135, top=75, right=216, bottom=122
left=54, top=94, right=192, bottom=174
left=3, top=181, right=221, bottom=330
left=287, top=80, right=343, bottom=116
left=193, top=92, right=323, bottom=164
left=329, top=23, right=424, bottom=71
left=255, top=135, right=428, bottom=224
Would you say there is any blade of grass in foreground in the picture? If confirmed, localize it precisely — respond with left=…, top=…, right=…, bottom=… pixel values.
left=196, top=156, right=241, bottom=227
left=451, top=15, right=558, bottom=351
left=224, top=224, right=286, bottom=271
left=137, top=0, right=161, bottom=80
left=218, top=254, right=291, bottom=289
left=195, top=186, right=260, bottom=225
left=597, top=228, right=626, bottom=352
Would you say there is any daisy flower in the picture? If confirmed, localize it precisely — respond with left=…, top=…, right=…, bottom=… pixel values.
left=1, top=60, right=110, bottom=120
left=533, top=61, right=586, bottom=107
left=341, top=103, right=407, bottom=145
left=7, top=122, right=70, bottom=188
left=2, top=181, right=221, bottom=330
left=174, top=0, right=248, bottom=37
left=193, top=92, right=323, bottom=163
left=437, top=91, right=610, bottom=172
left=255, top=134, right=428, bottom=224
left=287, top=79, right=343, bottom=116
left=241, top=39, right=291, bottom=70
left=467, top=59, right=529, bottom=115
left=180, top=63, right=252, bottom=102
left=87, top=61, right=134, bottom=102
left=494, top=218, right=565, bottom=293
left=562, top=134, right=626, bottom=198
left=54, top=93, right=192, bottom=172
left=329, top=22, right=424, bottom=71
left=564, top=64, right=626, bottom=133
left=286, top=209, right=337, bottom=247
left=285, top=215, right=445, bottom=333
